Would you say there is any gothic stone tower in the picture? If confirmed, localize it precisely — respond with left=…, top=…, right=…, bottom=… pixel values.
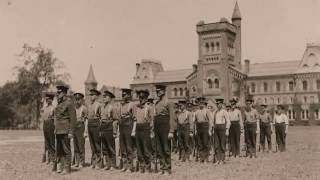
left=84, top=64, right=98, bottom=96
left=187, top=3, right=243, bottom=101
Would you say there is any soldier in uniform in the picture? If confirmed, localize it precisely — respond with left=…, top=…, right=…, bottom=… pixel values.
left=194, top=97, right=212, bottom=163
left=176, top=100, right=194, bottom=162
left=273, top=105, right=289, bottom=152
left=73, top=92, right=88, bottom=168
left=100, top=90, right=118, bottom=170
left=118, top=88, right=135, bottom=172
left=41, top=92, right=55, bottom=165
left=259, top=104, right=272, bottom=152
left=86, top=89, right=102, bottom=168
left=54, top=83, right=76, bottom=174
left=132, top=90, right=154, bottom=173
left=211, top=98, right=230, bottom=164
left=243, top=99, right=260, bottom=158
left=154, top=85, right=175, bottom=175
left=228, top=98, right=244, bottom=158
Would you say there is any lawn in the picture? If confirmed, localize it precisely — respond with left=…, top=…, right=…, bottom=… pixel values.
left=0, top=126, right=319, bottom=180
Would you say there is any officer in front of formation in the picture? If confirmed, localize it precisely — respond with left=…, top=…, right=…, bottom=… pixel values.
left=211, top=98, right=230, bottom=164
left=243, top=98, right=260, bottom=158
left=72, top=92, right=88, bottom=168
left=53, top=83, right=76, bottom=175
left=176, top=100, right=194, bottom=162
left=154, top=85, right=175, bottom=175
left=100, top=90, right=118, bottom=170
left=132, top=90, right=154, bottom=173
left=86, top=89, right=102, bottom=168
left=41, top=92, right=56, bottom=165
left=194, top=97, right=212, bottom=163
left=259, top=104, right=273, bottom=152
left=118, top=88, right=135, bottom=172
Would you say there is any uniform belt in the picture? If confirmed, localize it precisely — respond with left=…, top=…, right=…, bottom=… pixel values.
left=101, top=119, right=113, bottom=123
left=230, top=120, right=239, bottom=124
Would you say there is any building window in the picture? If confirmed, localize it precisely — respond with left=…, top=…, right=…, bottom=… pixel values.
left=270, top=97, right=274, bottom=104
left=315, top=109, right=320, bottom=120
left=216, top=42, right=220, bottom=51
left=302, top=80, right=308, bottom=91
left=192, top=86, right=196, bottom=93
left=263, top=82, right=268, bottom=92
left=214, top=79, right=220, bottom=88
left=276, top=81, right=281, bottom=92
left=208, top=79, right=213, bottom=89
left=317, top=80, right=320, bottom=90
left=211, top=42, right=215, bottom=52
left=290, top=97, right=293, bottom=103
left=301, top=109, right=309, bottom=120
left=179, top=88, right=183, bottom=96
left=184, top=87, right=188, bottom=96
left=310, top=96, right=315, bottom=104
left=288, top=109, right=292, bottom=120
left=173, top=88, right=178, bottom=97
left=289, top=81, right=294, bottom=91
left=251, top=83, right=256, bottom=93
left=205, top=43, right=210, bottom=53
left=277, top=97, right=280, bottom=104
left=264, top=98, right=267, bottom=104
left=304, top=96, right=308, bottom=103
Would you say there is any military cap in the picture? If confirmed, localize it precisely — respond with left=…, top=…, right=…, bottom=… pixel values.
left=246, top=98, right=254, bottom=103
left=225, top=102, right=231, bottom=107
left=260, top=104, right=267, bottom=108
left=230, top=98, right=238, bottom=105
left=277, top=104, right=284, bottom=110
left=178, top=100, right=187, bottom=105
left=155, top=85, right=166, bottom=91
left=147, top=97, right=154, bottom=104
left=136, top=90, right=149, bottom=99
left=121, top=88, right=132, bottom=97
left=56, top=81, right=69, bottom=93
left=89, top=88, right=101, bottom=96
left=187, top=101, right=194, bottom=107
left=215, top=97, right=224, bottom=104
left=74, top=92, right=84, bottom=99
left=196, top=97, right=206, bottom=102
left=103, top=90, right=115, bottom=98
left=44, top=92, right=55, bottom=99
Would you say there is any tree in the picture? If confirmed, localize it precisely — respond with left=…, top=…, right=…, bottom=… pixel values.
left=14, top=43, right=70, bottom=128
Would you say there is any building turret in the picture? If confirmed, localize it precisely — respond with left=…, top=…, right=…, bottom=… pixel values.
left=232, top=2, right=242, bottom=69
left=84, top=64, right=98, bottom=96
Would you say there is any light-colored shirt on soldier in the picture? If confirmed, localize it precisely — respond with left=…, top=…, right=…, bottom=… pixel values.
left=133, top=103, right=154, bottom=124
left=100, top=103, right=116, bottom=121
left=244, top=108, right=259, bottom=123
left=213, top=109, right=231, bottom=129
left=194, top=108, right=212, bottom=123
left=41, top=105, right=54, bottom=121
left=87, top=101, right=101, bottom=120
left=260, top=112, right=272, bottom=123
left=273, top=113, right=289, bottom=125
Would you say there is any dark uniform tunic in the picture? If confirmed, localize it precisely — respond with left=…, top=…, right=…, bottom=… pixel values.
left=212, top=109, right=230, bottom=162
left=133, top=102, right=154, bottom=170
left=54, top=97, right=76, bottom=172
left=41, top=104, right=55, bottom=163
left=119, top=101, right=135, bottom=170
left=259, top=111, right=272, bottom=151
left=176, top=109, right=193, bottom=161
left=73, top=105, right=87, bottom=166
left=273, top=113, right=289, bottom=152
left=228, top=108, right=243, bottom=157
left=194, top=107, right=212, bottom=162
left=87, top=101, right=102, bottom=167
left=100, top=103, right=118, bottom=168
left=243, top=108, right=260, bottom=157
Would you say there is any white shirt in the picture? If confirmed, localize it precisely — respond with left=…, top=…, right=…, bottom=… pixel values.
left=273, top=113, right=289, bottom=125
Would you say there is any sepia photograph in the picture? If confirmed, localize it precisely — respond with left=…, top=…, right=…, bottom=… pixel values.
left=0, top=0, right=319, bottom=179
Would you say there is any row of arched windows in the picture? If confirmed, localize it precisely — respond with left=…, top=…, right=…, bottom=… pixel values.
left=207, top=78, right=220, bottom=89
left=250, top=80, right=320, bottom=93
left=204, top=41, right=220, bottom=53
left=172, top=87, right=188, bottom=97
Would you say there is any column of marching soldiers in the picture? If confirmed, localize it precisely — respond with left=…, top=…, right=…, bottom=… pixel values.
left=41, top=82, right=289, bottom=175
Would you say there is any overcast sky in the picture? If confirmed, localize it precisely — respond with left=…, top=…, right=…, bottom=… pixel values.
left=0, top=0, right=319, bottom=91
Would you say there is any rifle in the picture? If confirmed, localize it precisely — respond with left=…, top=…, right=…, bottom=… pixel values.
left=71, top=138, right=76, bottom=166
left=99, top=122, right=104, bottom=168
left=52, top=135, right=57, bottom=172
left=154, top=135, right=158, bottom=173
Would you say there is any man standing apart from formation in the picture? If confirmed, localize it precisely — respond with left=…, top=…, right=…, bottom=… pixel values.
left=118, top=88, right=135, bottom=172
left=228, top=98, right=243, bottom=158
left=54, top=83, right=76, bottom=174
left=273, top=105, right=289, bottom=152
left=100, top=90, right=118, bottom=170
left=132, top=90, right=154, bottom=173
left=259, top=104, right=272, bottom=152
left=41, top=92, right=56, bottom=165
left=73, top=92, right=88, bottom=168
left=86, top=89, right=101, bottom=168
left=154, top=85, right=175, bottom=175
left=243, top=99, right=260, bottom=158
left=211, top=98, right=230, bottom=164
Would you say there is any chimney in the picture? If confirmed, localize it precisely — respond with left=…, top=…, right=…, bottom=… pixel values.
left=192, top=64, right=198, bottom=72
left=135, top=63, right=140, bottom=74
left=244, top=59, right=250, bottom=74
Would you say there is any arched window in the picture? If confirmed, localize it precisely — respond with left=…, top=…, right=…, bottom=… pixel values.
left=208, top=79, right=213, bottom=89
left=289, top=81, right=294, bottom=91
left=192, top=86, right=196, bottom=92
left=211, top=42, right=215, bottom=52
left=276, top=81, right=281, bottom=92
left=184, top=87, right=188, bottom=96
left=179, top=88, right=183, bottom=96
left=251, top=83, right=256, bottom=93
left=317, top=80, right=320, bottom=90
left=205, top=43, right=210, bottom=53
left=216, top=42, right=220, bottom=51
left=304, top=96, right=308, bottom=103
left=302, top=80, right=308, bottom=91
left=214, top=79, right=220, bottom=88
left=263, top=82, right=268, bottom=92
left=173, top=88, right=178, bottom=97
left=264, top=98, right=267, bottom=104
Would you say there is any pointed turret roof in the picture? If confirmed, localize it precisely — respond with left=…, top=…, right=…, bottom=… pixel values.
left=85, top=64, right=97, bottom=84
left=232, top=2, right=241, bottom=20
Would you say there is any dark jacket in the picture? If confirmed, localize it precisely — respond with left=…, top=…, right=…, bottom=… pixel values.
left=54, top=97, right=76, bottom=135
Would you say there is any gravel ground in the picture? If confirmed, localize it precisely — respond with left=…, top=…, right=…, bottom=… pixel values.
left=0, top=126, right=319, bottom=180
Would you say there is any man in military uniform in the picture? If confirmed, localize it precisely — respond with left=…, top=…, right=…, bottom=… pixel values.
left=54, top=83, right=76, bottom=174
left=87, top=89, right=102, bottom=168
left=259, top=104, right=272, bottom=152
left=228, top=98, right=244, bottom=158
left=211, top=98, right=230, bottom=164
left=100, top=90, right=118, bottom=170
left=194, top=97, right=212, bottom=163
left=132, top=90, right=154, bottom=173
left=243, top=99, right=260, bottom=158
left=118, top=88, right=135, bottom=172
left=154, top=85, right=175, bottom=175
left=273, top=105, right=289, bottom=152
left=73, top=92, right=88, bottom=168
left=41, top=92, right=55, bottom=165
left=176, top=100, right=194, bottom=162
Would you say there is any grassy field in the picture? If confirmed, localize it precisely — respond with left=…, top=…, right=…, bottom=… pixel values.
left=0, top=126, right=319, bottom=180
